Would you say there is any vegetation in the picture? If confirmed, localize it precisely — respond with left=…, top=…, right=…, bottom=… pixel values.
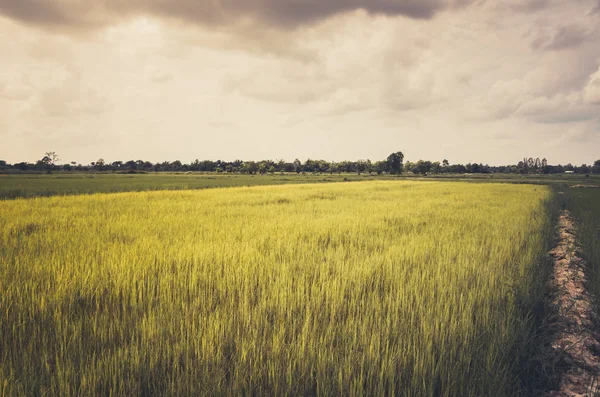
left=0, top=173, right=406, bottom=200
left=0, top=171, right=596, bottom=200
left=0, top=181, right=554, bottom=396
left=1, top=151, right=598, bottom=175
left=567, top=187, right=600, bottom=298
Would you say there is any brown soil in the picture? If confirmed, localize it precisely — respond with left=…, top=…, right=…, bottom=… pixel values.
left=546, top=211, right=600, bottom=396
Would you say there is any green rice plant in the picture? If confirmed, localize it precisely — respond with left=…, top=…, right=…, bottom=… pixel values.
left=567, top=188, right=600, bottom=297
left=0, top=181, right=552, bottom=396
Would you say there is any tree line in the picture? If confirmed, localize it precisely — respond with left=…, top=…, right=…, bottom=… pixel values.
left=1, top=152, right=599, bottom=175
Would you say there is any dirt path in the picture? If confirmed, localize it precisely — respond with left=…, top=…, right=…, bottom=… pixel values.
left=546, top=210, right=600, bottom=396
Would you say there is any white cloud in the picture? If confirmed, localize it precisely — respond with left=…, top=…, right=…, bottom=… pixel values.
left=1, top=0, right=600, bottom=165
left=584, top=66, right=600, bottom=104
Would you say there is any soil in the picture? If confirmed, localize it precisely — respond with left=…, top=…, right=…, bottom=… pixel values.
left=546, top=211, right=600, bottom=396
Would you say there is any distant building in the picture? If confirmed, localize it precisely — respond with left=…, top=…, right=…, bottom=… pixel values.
left=565, top=171, right=575, bottom=174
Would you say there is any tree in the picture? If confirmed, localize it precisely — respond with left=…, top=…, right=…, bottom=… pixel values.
left=386, top=152, right=404, bottom=174
left=412, top=160, right=432, bottom=175
left=293, top=159, right=302, bottom=173
left=44, top=152, right=59, bottom=166
left=40, top=151, right=59, bottom=173
left=593, top=160, right=600, bottom=174
left=373, top=161, right=386, bottom=175
left=95, top=158, right=105, bottom=170
left=356, top=160, right=368, bottom=174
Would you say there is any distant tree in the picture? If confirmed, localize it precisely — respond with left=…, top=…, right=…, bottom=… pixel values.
left=579, top=164, right=590, bottom=174
left=111, top=161, right=123, bottom=169
left=565, top=163, right=575, bottom=172
left=15, top=162, right=29, bottom=171
left=171, top=160, right=183, bottom=171
left=0, top=160, right=6, bottom=171
left=44, top=152, right=59, bottom=166
left=95, top=158, right=105, bottom=171
left=386, top=152, right=404, bottom=174
left=258, top=163, right=267, bottom=175
left=412, top=160, right=432, bottom=175
left=40, top=152, right=59, bottom=173
left=593, top=160, right=600, bottom=174
left=293, top=159, right=302, bottom=173
left=241, top=162, right=257, bottom=174
left=442, top=159, right=449, bottom=168
left=356, top=160, right=368, bottom=174
left=448, top=164, right=466, bottom=174
left=373, top=161, right=386, bottom=175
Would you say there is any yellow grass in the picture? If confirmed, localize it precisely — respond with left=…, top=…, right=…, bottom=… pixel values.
left=0, top=181, right=552, bottom=396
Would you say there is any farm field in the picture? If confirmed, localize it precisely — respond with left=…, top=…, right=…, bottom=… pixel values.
left=0, top=173, right=396, bottom=200
left=0, top=172, right=596, bottom=200
left=0, top=181, right=555, bottom=396
left=568, top=187, right=600, bottom=297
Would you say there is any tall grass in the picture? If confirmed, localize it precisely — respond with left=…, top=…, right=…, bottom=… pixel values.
left=567, top=188, right=600, bottom=297
left=0, top=173, right=394, bottom=200
left=0, top=181, right=552, bottom=396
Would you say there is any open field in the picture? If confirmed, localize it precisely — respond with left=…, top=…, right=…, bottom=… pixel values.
left=0, top=181, right=555, bottom=396
left=567, top=187, right=600, bottom=298
left=0, top=173, right=377, bottom=199
left=0, top=171, right=597, bottom=200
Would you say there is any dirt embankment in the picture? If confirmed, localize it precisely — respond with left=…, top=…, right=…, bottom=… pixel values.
left=546, top=211, right=600, bottom=396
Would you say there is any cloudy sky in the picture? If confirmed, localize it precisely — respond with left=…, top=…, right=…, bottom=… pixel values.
left=1, top=0, right=599, bottom=165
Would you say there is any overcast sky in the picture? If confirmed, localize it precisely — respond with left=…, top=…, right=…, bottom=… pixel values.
left=1, top=0, right=599, bottom=165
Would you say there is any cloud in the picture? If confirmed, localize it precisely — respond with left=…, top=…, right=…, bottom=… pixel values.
left=589, top=1, right=600, bottom=15
left=144, top=66, right=172, bottom=84
left=0, top=0, right=473, bottom=33
left=531, top=24, right=594, bottom=50
left=0, top=82, right=34, bottom=101
left=584, top=66, right=600, bottom=104
left=500, top=0, right=549, bottom=13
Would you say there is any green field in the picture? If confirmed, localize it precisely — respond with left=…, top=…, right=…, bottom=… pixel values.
left=0, top=173, right=394, bottom=200
left=1, top=172, right=596, bottom=200
left=567, top=187, right=600, bottom=297
left=0, top=181, right=555, bottom=396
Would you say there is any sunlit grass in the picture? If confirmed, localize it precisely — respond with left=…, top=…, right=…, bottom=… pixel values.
left=0, top=181, right=552, bottom=396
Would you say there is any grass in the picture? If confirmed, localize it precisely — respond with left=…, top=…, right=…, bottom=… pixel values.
left=0, top=172, right=596, bottom=200
left=0, top=173, right=396, bottom=200
left=566, top=186, right=600, bottom=298
left=0, top=181, right=554, bottom=396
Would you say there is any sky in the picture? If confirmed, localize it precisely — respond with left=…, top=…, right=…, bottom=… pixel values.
left=1, top=0, right=599, bottom=166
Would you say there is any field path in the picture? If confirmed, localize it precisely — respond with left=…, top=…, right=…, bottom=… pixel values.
left=547, top=211, right=600, bottom=396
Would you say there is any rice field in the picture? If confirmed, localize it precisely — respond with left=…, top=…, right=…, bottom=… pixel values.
left=0, top=173, right=394, bottom=200
left=0, top=181, right=553, bottom=396
left=568, top=187, right=600, bottom=298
